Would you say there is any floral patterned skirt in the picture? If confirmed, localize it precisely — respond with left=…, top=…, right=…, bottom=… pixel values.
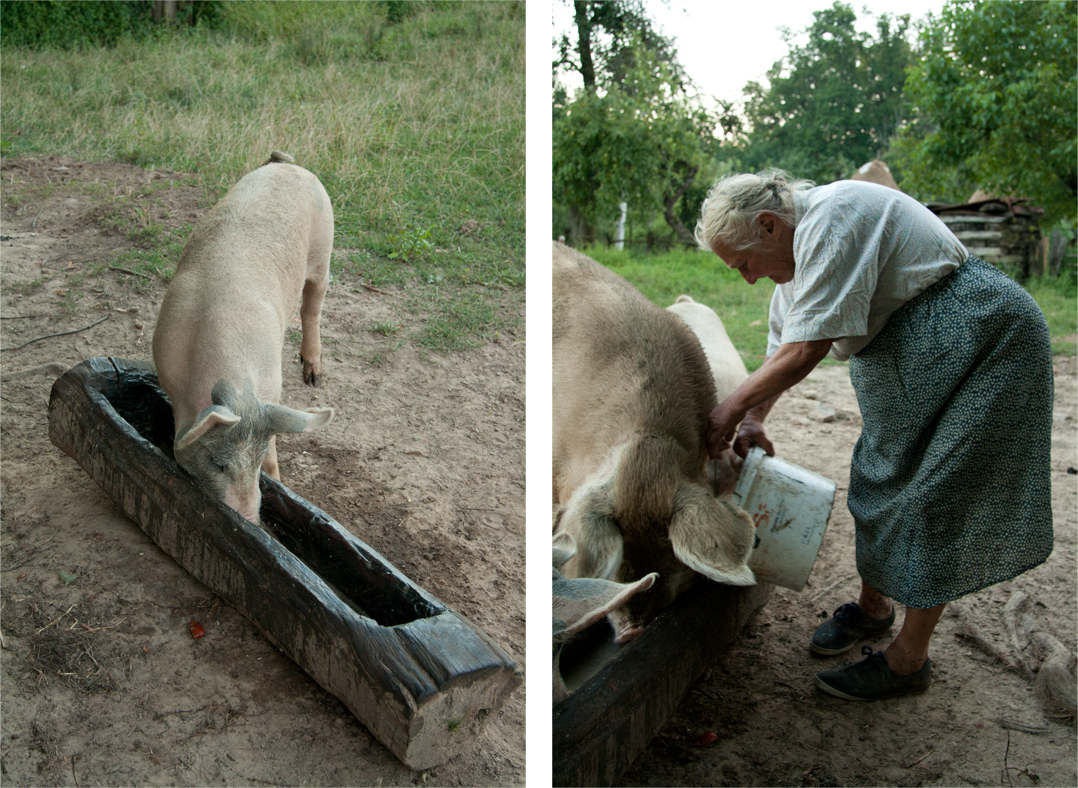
left=847, top=256, right=1054, bottom=608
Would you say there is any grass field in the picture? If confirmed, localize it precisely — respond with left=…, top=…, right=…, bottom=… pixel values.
left=584, top=245, right=1078, bottom=370
left=0, top=1, right=525, bottom=351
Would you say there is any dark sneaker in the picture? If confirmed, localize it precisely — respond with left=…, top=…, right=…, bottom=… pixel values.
left=814, top=646, right=932, bottom=701
left=810, top=602, right=895, bottom=655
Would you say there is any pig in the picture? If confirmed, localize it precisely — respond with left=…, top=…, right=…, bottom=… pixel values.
left=552, top=531, right=657, bottom=704
left=666, top=295, right=749, bottom=496
left=552, top=242, right=756, bottom=643
left=152, top=152, right=335, bottom=524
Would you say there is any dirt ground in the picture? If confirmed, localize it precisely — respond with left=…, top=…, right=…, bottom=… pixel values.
left=0, top=157, right=525, bottom=787
left=618, top=357, right=1078, bottom=786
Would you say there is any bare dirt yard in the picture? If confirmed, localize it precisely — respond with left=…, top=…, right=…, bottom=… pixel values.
left=619, top=356, right=1077, bottom=786
left=0, top=156, right=525, bottom=787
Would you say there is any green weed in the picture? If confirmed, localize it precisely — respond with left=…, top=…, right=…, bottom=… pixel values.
left=369, top=321, right=402, bottom=337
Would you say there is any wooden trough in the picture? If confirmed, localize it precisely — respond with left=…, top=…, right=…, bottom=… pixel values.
left=553, top=579, right=772, bottom=787
left=48, top=357, right=522, bottom=771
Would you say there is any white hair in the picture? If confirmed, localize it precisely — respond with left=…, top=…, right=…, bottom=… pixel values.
left=694, top=168, right=815, bottom=252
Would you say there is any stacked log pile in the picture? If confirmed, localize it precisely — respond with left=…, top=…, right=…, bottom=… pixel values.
left=928, top=193, right=1045, bottom=277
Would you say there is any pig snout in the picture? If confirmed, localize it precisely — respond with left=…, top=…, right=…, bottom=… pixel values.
left=611, top=620, right=646, bottom=644
left=223, top=485, right=263, bottom=526
left=606, top=561, right=699, bottom=639
left=174, top=380, right=333, bottom=524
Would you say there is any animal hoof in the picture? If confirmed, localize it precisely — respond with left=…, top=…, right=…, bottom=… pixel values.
left=303, top=361, right=321, bottom=387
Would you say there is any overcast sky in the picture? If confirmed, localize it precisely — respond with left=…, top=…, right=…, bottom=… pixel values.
left=552, top=0, right=950, bottom=106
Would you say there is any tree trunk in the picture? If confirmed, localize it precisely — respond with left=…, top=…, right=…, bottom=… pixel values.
left=573, top=1, right=596, bottom=90
left=153, top=1, right=177, bottom=24
left=569, top=206, right=595, bottom=247
left=662, top=165, right=699, bottom=247
left=1048, top=228, right=1070, bottom=277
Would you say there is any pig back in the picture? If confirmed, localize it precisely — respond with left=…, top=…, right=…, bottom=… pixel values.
left=153, top=163, right=333, bottom=415
left=552, top=243, right=717, bottom=504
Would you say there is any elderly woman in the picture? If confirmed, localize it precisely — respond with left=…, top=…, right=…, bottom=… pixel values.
left=696, top=169, right=1054, bottom=701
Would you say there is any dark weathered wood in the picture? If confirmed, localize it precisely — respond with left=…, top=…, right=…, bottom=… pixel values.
left=552, top=579, right=772, bottom=787
left=48, top=357, right=521, bottom=770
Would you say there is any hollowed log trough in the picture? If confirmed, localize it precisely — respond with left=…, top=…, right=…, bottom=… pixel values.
left=48, top=357, right=522, bottom=771
left=554, top=578, right=772, bottom=787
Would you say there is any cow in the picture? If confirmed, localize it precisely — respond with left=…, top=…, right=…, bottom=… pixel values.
left=553, top=242, right=756, bottom=643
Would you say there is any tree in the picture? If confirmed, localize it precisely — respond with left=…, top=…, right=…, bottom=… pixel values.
left=552, top=1, right=723, bottom=245
left=738, top=2, right=913, bottom=183
left=553, top=0, right=685, bottom=96
left=893, top=0, right=1077, bottom=223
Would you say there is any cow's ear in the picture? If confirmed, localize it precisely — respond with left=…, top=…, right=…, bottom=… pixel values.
left=669, top=485, right=756, bottom=586
left=558, top=484, right=623, bottom=580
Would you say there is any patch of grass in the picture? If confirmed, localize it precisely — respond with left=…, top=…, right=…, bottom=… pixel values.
left=412, top=285, right=511, bottom=352
left=385, top=224, right=434, bottom=262
left=111, top=246, right=178, bottom=282
left=369, top=321, right=402, bottom=337
left=56, top=287, right=84, bottom=315
left=10, top=277, right=45, bottom=295
left=584, top=245, right=780, bottom=371
left=345, top=251, right=414, bottom=289
left=1025, top=273, right=1078, bottom=356
left=586, top=246, right=1078, bottom=367
left=1, top=0, right=524, bottom=353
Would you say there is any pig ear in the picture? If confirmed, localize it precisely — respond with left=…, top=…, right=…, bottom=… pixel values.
left=552, top=531, right=577, bottom=571
left=669, top=485, right=756, bottom=586
left=176, top=406, right=241, bottom=451
left=553, top=571, right=658, bottom=641
left=263, top=405, right=334, bottom=435
left=562, top=486, right=623, bottom=580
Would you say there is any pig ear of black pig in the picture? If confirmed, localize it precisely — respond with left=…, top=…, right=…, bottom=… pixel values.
left=176, top=405, right=241, bottom=451
left=669, top=485, right=756, bottom=586
left=263, top=404, right=335, bottom=435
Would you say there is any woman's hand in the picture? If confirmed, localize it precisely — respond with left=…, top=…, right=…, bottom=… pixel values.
left=707, top=401, right=775, bottom=459
left=732, top=414, right=774, bottom=458
left=704, top=338, right=834, bottom=460
left=707, top=397, right=747, bottom=458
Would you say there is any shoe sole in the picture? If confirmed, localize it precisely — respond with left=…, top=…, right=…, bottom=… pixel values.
left=809, top=640, right=862, bottom=656
left=814, top=675, right=932, bottom=701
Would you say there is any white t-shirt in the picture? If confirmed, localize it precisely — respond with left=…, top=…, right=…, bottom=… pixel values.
left=767, top=181, right=968, bottom=361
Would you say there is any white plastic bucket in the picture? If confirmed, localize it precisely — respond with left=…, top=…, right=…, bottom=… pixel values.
left=732, top=446, right=836, bottom=592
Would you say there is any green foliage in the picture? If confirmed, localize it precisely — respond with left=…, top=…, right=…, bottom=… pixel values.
left=1024, top=273, right=1078, bottom=356
left=386, top=224, right=435, bottom=262
left=894, top=0, right=1077, bottom=222
left=553, top=0, right=685, bottom=92
left=0, top=0, right=154, bottom=49
left=553, top=32, right=721, bottom=244
left=369, top=321, right=403, bottom=337
left=1, top=1, right=523, bottom=353
left=738, top=2, right=912, bottom=183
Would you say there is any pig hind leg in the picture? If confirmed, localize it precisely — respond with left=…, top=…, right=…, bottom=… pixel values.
left=300, top=274, right=328, bottom=386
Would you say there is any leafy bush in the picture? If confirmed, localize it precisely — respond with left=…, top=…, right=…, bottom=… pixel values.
left=0, top=0, right=152, bottom=48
